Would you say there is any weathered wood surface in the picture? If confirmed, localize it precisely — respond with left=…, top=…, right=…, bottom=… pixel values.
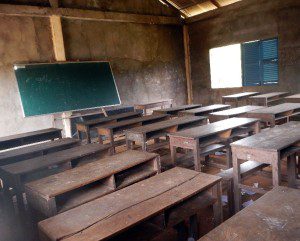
left=134, top=99, right=173, bottom=114
left=231, top=121, right=300, bottom=152
left=1, top=144, right=110, bottom=176
left=199, top=186, right=300, bottom=241
left=0, top=138, right=80, bottom=166
left=249, top=92, right=289, bottom=106
left=247, top=103, right=300, bottom=127
left=179, top=104, right=230, bottom=116
left=169, top=118, right=260, bottom=140
left=285, top=93, right=300, bottom=103
left=222, top=92, right=259, bottom=106
left=25, top=150, right=160, bottom=216
left=0, top=128, right=62, bottom=151
left=152, top=104, right=202, bottom=115
left=76, top=112, right=142, bottom=143
left=39, top=167, right=222, bottom=241
left=209, top=105, right=264, bottom=122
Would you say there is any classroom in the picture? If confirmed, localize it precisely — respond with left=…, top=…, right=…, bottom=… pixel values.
left=0, top=0, right=299, bottom=241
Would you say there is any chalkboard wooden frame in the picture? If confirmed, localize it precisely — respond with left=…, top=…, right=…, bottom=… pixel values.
left=14, top=61, right=121, bottom=117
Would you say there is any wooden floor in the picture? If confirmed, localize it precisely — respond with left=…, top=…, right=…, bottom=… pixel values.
left=0, top=137, right=285, bottom=241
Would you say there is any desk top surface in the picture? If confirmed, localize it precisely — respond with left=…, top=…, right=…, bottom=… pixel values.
left=285, top=93, right=300, bottom=99
left=154, top=104, right=202, bottom=113
left=126, top=116, right=206, bottom=134
left=134, top=99, right=173, bottom=107
left=39, top=167, right=221, bottom=241
left=222, top=92, right=259, bottom=99
left=231, top=121, right=300, bottom=151
left=180, top=104, right=230, bottom=114
left=199, top=186, right=300, bottom=241
left=25, top=150, right=158, bottom=198
left=249, top=92, right=288, bottom=99
left=169, top=117, right=259, bottom=140
left=247, top=103, right=300, bottom=115
left=0, top=128, right=61, bottom=143
left=210, top=105, right=263, bottom=117
left=1, top=144, right=109, bottom=175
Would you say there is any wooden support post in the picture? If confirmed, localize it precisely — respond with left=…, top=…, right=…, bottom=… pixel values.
left=183, top=25, right=193, bottom=105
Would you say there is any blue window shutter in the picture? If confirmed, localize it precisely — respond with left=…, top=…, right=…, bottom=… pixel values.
left=261, top=38, right=279, bottom=85
left=242, top=41, right=261, bottom=86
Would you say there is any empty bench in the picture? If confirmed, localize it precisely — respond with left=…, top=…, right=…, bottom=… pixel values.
left=25, top=150, right=160, bottom=217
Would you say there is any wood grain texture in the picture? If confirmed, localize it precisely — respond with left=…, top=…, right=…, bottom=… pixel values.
left=179, top=104, right=230, bottom=116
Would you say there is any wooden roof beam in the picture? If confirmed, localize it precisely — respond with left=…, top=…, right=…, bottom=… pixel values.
left=210, top=0, right=221, bottom=8
left=0, top=3, right=181, bottom=25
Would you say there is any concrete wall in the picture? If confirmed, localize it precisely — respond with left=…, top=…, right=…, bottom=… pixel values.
left=188, top=0, right=300, bottom=105
left=0, top=0, right=186, bottom=137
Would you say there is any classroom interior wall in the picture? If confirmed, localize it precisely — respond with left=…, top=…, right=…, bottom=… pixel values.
left=0, top=0, right=186, bottom=137
left=188, top=0, right=300, bottom=105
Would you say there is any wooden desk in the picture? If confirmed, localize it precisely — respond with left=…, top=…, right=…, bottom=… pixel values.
left=178, top=104, right=230, bottom=117
left=125, top=116, right=207, bottom=151
left=25, top=150, right=160, bottom=217
left=209, top=105, right=264, bottom=123
left=198, top=186, right=300, bottom=241
left=134, top=99, right=173, bottom=115
left=0, top=128, right=62, bottom=151
left=169, top=118, right=260, bottom=171
left=76, top=112, right=142, bottom=143
left=0, top=143, right=110, bottom=208
left=285, top=93, right=300, bottom=103
left=97, top=114, right=169, bottom=154
left=0, top=138, right=80, bottom=167
left=231, top=122, right=300, bottom=212
left=246, top=103, right=300, bottom=127
left=249, top=92, right=289, bottom=106
left=39, top=167, right=222, bottom=241
left=222, top=92, right=259, bottom=107
left=152, top=104, right=202, bottom=116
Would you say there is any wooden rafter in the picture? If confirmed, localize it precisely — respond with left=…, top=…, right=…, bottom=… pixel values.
left=0, top=4, right=181, bottom=25
left=210, top=0, right=221, bottom=8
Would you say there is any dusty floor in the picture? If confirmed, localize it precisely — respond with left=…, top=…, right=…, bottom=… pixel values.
left=0, top=139, right=283, bottom=241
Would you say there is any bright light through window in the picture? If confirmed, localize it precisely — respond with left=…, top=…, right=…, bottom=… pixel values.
left=209, top=44, right=242, bottom=89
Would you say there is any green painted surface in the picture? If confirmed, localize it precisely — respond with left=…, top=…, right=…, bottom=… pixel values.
left=15, top=62, right=120, bottom=116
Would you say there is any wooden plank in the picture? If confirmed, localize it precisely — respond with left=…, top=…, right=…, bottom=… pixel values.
left=0, top=4, right=181, bottom=25
left=38, top=167, right=221, bottom=241
left=1, top=143, right=110, bottom=175
left=179, top=104, right=230, bottom=116
left=247, top=103, right=300, bottom=115
left=0, top=128, right=62, bottom=151
left=0, top=138, right=79, bottom=166
left=50, top=16, right=66, bottom=62
left=183, top=25, right=193, bottom=104
left=153, top=104, right=202, bottom=115
left=222, top=92, right=259, bottom=99
left=199, top=186, right=300, bottom=241
left=285, top=93, right=300, bottom=103
left=134, top=99, right=173, bottom=114
left=169, top=117, right=260, bottom=140
left=231, top=121, right=300, bottom=152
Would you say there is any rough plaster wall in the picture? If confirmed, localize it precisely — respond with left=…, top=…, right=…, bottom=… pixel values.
left=188, top=0, right=300, bottom=105
left=62, top=19, right=186, bottom=105
left=0, top=16, right=55, bottom=137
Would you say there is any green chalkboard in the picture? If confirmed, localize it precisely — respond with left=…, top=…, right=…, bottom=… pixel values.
left=14, top=61, right=120, bottom=117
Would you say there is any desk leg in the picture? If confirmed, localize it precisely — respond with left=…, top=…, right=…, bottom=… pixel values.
left=212, top=182, right=223, bottom=226
left=108, top=130, right=115, bottom=155
left=86, top=127, right=91, bottom=144
left=141, top=136, right=147, bottom=151
left=126, top=140, right=133, bottom=150
left=287, top=154, right=297, bottom=188
left=194, top=141, right=201, bottom=172
left=13, top=175, right=25, bottom=211
left=170, top=145, right=177, bottom=167
left=233, top=154, right=242, bottom=213
left=189, top=214, right=199, bottom=239
left=272, top=157, right=281, bottom=186
left=226, top=142, right=232, bottom=168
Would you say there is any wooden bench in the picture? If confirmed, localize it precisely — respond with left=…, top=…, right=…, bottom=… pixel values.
left=76, top=112, right=142, bottom=143
left=246, top=103, right=300, bottom=127
left=152, top=104, right=202, bottom=116
left=25, top=150, right=160, bottom=217
left=222, top=92, right=259, bottom=107
left=209, top=105, right=264, bottom=123
left=125, top=116, right=207, bottom=151
left=217, top=161, right=269, bottom=216
left=0, top=143, right=110, bottom=208
left=38, top=167, right=222, bottom=241
left=249, top=92, right=289, bottom=106
left=0, top=128, right=62, bottom=151
left=97, top=114, right=169, bottom=154
left=178, top=104, right=230, bottom=117
left=134, top=99, right=173, bottom=115
left=0, top=138, right=80, bottom=167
